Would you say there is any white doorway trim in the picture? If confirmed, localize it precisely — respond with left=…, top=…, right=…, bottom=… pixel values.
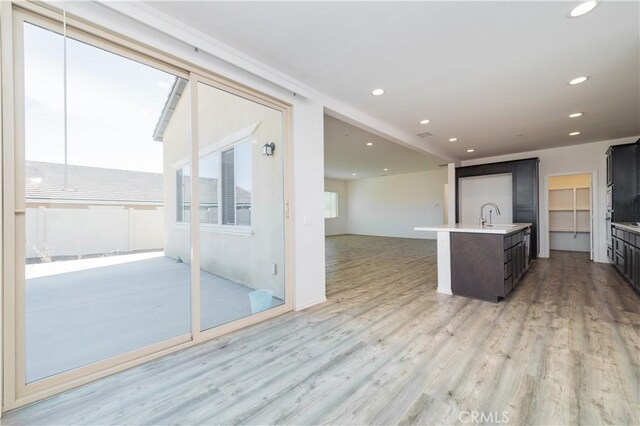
left=542, top=170, right=599, bottom=261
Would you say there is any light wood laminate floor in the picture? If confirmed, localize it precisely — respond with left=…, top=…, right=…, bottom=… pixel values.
left=4, top=235, right=640, bottom=425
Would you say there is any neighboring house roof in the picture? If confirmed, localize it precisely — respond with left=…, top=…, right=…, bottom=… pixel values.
left=26, top=161, right=163, bottom=204
left=236, top=187, right=251, bottom=205
left=26, top=161, right=251, bottom=206
left=181, top=176, right=251, bottom=206
left=153, top=77, right=187, bottom=142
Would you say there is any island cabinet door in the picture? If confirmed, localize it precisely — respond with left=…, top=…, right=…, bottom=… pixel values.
left=450, top=233, right=504, bottom=303
left=634, top=246, right=640, bottom=293
left=517, top=242, right=525, bottom=279
left=627, top=244, right=636, bottom=287
left=503, top=245, right=513, bottom=296
left=512, top=243, right=520, bottom=282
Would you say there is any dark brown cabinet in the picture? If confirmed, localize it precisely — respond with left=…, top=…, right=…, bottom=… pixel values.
left=606, top=148, right=613, bottom=186
left=606, top=141, right=639, bottom=223
left=634, top=246, right=640, bottom=290
left=606, top=140, right=639, bottom=262
left=450, top=227, right=531, bottom=303
left=513, top=161, right=536, bottom=208
left=611, top=224, right=640, bottom=294
left=503, top=231, right=527, bottom=297
left=628, top=245, right=636, bottom=286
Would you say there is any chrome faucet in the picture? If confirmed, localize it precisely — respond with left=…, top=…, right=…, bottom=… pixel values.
left=479, top=202, right=501, bottom=227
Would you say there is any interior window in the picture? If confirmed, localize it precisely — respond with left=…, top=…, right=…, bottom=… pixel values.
left=324, top=191, right=338, bottom=219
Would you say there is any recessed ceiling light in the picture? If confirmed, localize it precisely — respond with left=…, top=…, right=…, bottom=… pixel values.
left=569, top=76, right=588, bottom=85
left=371, top=88, right=385, bottom=96
left=569, top=112, right=583, bottom=118
left=449, top=138, right=458, bottom=142
left=466, top=149, right=475, bottom=153
left=383, top=168, right=389, bottom=171
left=420, top=119, right=430, bottom=124
left=352, top=173, right=357, bottom=176
left=570, top=1, right=598, bottom=17
left=366, top=142, right=373, bottom=146
left=569, top=131, right=581, bottom=136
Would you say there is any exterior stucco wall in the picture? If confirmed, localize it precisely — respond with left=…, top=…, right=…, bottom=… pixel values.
left=162, top=83, right=286, bottom=299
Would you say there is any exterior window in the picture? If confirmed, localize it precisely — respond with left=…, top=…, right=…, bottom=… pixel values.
left=179, top=140, right=252, bottom=226
left=220, top=141, right=252, bottom=226
left=221, top=148, right=236, bottom=225
left=199, top=153, right=219, bottom=224
left=234, top=141, right=252, bottom=226
left=176, top=165, right=191, bottom=223
left=324, top=191, right=338, bottom=219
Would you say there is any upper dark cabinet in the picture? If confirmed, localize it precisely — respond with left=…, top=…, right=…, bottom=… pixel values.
left=607, top=140, right=640, bottom=222
left=513, top=161, right=537, bottom=208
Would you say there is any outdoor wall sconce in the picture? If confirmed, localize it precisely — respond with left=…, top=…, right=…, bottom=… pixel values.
left=262, top=142, right=276, bottom=156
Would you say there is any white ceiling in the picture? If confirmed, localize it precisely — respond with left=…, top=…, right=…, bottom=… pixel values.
left=145, top=1, right=640, bottom=160
left=324, top=115, right=444, bottom=180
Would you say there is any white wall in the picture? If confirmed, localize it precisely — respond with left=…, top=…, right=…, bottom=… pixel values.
left=459, top=173, right=513, bottom=224
left=549, top=233, right=591, bottom=253
left=460, top=136, right=639, bottom=263
left=346, top=169, right=447, bottom=240
left=25, top=207, right=163, bottom=259
left=324, top=179, right=348, bottom=236
left=292, top=99, right=327, bottom=309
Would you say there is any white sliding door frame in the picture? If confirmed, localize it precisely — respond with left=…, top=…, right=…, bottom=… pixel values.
left=2, top=2, right=293, bottom=411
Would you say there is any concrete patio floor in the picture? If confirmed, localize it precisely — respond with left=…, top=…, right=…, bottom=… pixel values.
left=26, top=253, right=283, bottom=383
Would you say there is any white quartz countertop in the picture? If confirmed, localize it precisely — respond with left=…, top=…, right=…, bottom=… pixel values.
left=613, top=222, right=640, bottom=234
left=414, top=223, right=533, bottom=235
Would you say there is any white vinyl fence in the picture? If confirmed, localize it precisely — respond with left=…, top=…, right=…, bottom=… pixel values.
left=26, top=206, right=164, bottom=260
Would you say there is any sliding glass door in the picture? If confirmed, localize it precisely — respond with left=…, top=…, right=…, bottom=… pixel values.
left=4, top=6, right=291, bottom=409
left=193, top=80, right=286, bottom=332
left=20, top=21, right=192, bottom=383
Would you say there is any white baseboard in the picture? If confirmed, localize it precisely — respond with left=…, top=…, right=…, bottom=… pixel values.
left=294, top=296, right=327, bottom=311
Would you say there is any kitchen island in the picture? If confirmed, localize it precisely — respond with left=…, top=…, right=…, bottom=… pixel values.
left=415, top=223, right=532, bottom=302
